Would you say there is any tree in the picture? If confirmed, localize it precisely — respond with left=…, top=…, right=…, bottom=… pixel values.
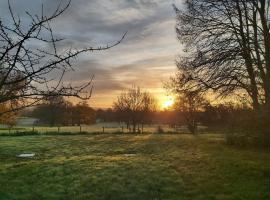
left=173, top=0, right=270, bottom=112
left=0, top=102, right=19, bottom=127
left=96, top=108, right=116, bottom=122
left=201, top=102, right=243, bottom=128
left=32, top=98, right=96, bottom=126
left=32, top=96, right=66, bottom=126
left=113, top=86, right=156, bottom=133
left=72, top=101, right=96, bottom=126
left=174, top=90, right=206, bottom=134
left=0, top=0, right=125, bottom=114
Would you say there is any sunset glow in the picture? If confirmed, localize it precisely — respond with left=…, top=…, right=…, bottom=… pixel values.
left=161, top=96, right=174, bottom=109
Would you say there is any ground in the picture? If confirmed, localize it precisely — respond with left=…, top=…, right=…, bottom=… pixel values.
left=0, top=122, right=180, bottom=134
left=0, top=134, right=269, bottom=200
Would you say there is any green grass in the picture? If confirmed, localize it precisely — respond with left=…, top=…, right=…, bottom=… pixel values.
left=0, top=123, right=182, bottom=135
left=0, top=134, right=269, bottom=200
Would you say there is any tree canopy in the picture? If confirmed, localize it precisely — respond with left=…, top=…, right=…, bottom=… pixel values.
left=174, top=0, right=270, bottom=112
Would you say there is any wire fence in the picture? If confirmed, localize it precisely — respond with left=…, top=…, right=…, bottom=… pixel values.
left=0, top=123, right=189, bottom=136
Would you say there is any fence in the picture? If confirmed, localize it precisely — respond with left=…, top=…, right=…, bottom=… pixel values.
left=0, top=122, right=186, bottom=135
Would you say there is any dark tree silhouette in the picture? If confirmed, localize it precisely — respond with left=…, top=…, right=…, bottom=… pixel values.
left=72, top=101, right=96, bottom=126
left=113, top=86, right=156, bottom=133
left=0, top=0, right=125, bottom=114
left=174, top=90, right=206, bottom=134
left=174, top=0, right=270, bottom=112
left=32, top=96, right=66, bottom=126
left=32, top=99, right=96, bottom=126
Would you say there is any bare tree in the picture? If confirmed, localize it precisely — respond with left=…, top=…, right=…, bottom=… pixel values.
left=113, top=86, right=156, bottom=133
left=174, top=90, right=206, bottom=134
left=173, top=0, right=270, bottom=112
left=0, top=0, right=125, bottom=114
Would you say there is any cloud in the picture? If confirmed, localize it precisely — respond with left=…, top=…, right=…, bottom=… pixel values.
left=0, top=0, right=184, bottom=108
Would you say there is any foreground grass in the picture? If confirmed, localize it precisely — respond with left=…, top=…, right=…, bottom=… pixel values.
left=0, top=134, right=269, bottom=200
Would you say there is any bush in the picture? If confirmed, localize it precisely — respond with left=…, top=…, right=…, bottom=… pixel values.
left=226, top=111, right=270, bottom=147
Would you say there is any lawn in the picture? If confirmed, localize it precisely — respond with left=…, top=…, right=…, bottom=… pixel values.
left=0, top=123, right=178, bottom=134
left=0, top=134, right=269, bottom=200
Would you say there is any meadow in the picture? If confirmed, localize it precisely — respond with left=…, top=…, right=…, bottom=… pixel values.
left=0, top=122, right=182, bottom=135
left=0, top=133, right=269, bottom=200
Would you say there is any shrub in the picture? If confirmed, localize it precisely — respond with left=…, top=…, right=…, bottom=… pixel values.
left=226, top=111, right=270, bottom=147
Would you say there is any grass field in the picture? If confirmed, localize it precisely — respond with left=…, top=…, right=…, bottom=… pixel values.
left=0, top=123, right=181, bottom=135
left=0, top=134, right=269, bottom=200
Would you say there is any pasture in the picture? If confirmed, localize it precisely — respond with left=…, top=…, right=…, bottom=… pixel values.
left=0, top=122, right=182, bottom=135
left=0, top=134, right=269, bottom=200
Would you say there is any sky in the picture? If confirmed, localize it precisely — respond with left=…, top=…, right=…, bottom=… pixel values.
left=0, top=0, right=184, bottom=109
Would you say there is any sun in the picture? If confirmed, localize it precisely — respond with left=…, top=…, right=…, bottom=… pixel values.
left=162, top=96, right=174, bottom=109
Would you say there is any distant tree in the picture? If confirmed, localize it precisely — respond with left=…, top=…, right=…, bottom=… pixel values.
left=0, top=102, right=19, bottom=127
left=72, top=101, right=96, bottom=126
left=113, top=86, right=156, bottom=133
left=60, top=101, right=74, bottom=126
left=173, top=0, right=270, bottom=112
left=32, top=99, right=96, bottom=126
left=139, top=92, right=157, bottom=132
left=201, top=103, right=234, bottom=128
left=152, top=110, right=183, bottom=127
left=96, top=108, right=117, bottom=123
left=32, top=96, right=66, bottom=126
left=174, top=90, right=206, bottom=134
left=0, top=0, right=125, bottom=114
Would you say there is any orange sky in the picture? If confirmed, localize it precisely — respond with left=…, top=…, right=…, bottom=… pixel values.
left=61, top=0, right=184, bottom=109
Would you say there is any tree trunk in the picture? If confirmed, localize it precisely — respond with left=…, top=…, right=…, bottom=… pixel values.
left=132, top=123, right=136, bottom=133
left=257, top=0, right=270, bottom=111
left=236, top=2, right=260, bottom=110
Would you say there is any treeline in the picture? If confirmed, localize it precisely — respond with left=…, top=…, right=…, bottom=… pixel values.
left=23, top=90, right=250, bottom=129
left=30, top=97, right=95, bottom=126
left=4, top=87, right=255, bottom=136
left=153, top=103, right=250, bottom=129
left=23, top=93, right=248, bottom=132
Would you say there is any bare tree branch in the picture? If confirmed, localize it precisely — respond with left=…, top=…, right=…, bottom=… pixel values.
left=0, top=0, right=126, bottom=114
